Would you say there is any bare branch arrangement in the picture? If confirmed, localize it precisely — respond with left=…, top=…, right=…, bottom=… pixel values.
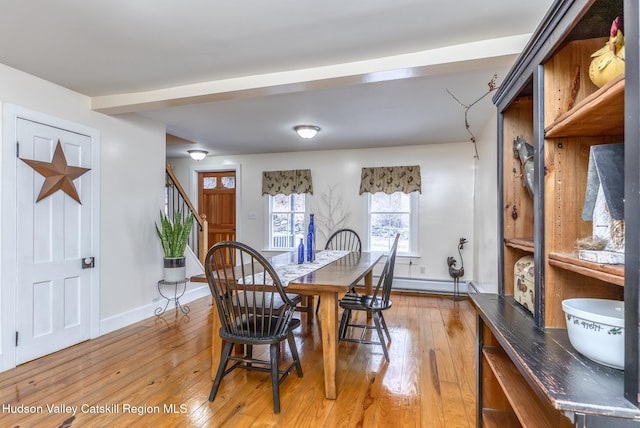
left=447, top=74, right=498, bottom=159
left=312, top=183, right=351, bottom=243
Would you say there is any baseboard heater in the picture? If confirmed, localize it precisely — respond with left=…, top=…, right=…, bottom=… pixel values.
left=387, top=276, right=469, bottom=295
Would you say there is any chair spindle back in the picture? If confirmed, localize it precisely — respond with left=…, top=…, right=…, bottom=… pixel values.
left=325, top=228, right=362, bottom=253
left=205, top=241, right=297, bottom=340
left=371, top=233, right=400, bottom=308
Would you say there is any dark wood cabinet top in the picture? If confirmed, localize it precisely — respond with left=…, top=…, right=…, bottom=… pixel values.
left=471, top=292, right=640, bottom=420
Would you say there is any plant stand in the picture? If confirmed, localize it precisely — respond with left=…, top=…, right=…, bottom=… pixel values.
left=155, top=278, right=190, bottom=316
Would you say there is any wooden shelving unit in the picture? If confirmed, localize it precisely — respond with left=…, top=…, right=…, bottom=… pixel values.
left=472, top=0, right=640, bottom=426
left=541, top=33, right=624, bottom=328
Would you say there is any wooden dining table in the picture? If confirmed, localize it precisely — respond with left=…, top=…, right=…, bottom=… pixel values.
left=194, top=249, right=383, bottom=400
left=282, top=250, right=383, bottom=399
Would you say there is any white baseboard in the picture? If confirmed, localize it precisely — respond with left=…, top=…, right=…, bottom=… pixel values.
left=99, top=277, right=467, bottom=336
left=99, top=284, right=211, bottom=335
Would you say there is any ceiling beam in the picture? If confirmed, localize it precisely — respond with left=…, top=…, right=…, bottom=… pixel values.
left=92, top=34, right=531, bottom=115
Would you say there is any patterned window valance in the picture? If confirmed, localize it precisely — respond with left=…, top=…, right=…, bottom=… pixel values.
left=359, top=165, right=422, bottom=195
left=262, top=169, right=313, bottom=196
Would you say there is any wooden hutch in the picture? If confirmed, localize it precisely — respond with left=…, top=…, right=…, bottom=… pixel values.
left=470, top=0, right=640, bottom=426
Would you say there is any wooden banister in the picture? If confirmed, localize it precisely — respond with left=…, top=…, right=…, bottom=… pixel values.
left=166, top=163, right=203, bottom=229
left=165, top=162, right=209, bottom=265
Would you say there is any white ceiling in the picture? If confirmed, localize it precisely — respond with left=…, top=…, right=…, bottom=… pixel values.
left=0, top=0, right=554, bottom=157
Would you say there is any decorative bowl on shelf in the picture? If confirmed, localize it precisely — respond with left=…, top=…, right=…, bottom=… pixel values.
left=562, top=298, right=624, bottom=370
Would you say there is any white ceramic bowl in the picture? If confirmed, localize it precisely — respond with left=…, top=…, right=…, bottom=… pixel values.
left=562, top=298, right=624, bottom=370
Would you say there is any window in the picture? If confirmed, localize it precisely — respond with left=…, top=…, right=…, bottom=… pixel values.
left=269, top=193, right=307, bottom=249
left=366, top=191, right=418, bottom=255
left=204, top=175, right=235, bottom=189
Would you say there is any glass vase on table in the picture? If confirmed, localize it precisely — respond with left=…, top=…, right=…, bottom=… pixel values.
left=307, top=214, right=315, bottom=262
left=298, top=238, right=305, bottom=264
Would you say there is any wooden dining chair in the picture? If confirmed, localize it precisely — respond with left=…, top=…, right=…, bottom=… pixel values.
left=205, top=241, right=303, bottom=414
left=338, top=233, right=399, bottom=361
left=315, top=228, right=362, bottom=314
left=325, top=228, right=362, bottom=253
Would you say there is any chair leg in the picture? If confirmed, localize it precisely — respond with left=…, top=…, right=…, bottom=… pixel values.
left=246, top=345, right=253, bottom=367
left=315, top=296, right=321, bottom=315
left=373, top=312, right=390, bottom=362
left=339, top=309, right=351, bottom=339
left=287, top=330, right=303, bottom=377
left=209, top=341, right=234, bottom=402
left=270, top=343, right=281, bottom=414
left=379, top=313, right=391, bottom=342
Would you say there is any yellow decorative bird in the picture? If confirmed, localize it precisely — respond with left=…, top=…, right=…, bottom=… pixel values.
left=589, top=16, right=625, bottom=88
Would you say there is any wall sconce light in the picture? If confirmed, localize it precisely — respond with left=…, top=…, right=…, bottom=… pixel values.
left=293, top=125, right=320, bottom=139
left=188, top=150, right=208, bottom=161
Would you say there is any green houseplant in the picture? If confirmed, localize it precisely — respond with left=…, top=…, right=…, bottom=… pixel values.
left=156, top=210, right=194, bottom=282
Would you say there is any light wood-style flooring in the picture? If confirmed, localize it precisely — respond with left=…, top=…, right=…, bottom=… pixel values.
left=0, top=293, right=477, bottom=427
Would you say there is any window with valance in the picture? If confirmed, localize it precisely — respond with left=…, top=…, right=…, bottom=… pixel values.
left=262, top=169, right=313, bottom=250
left=262, top=169, right=313, bottom=196
left=360, top=165, right=421, bottom=255
left=358, top=165, right=421, bottom=195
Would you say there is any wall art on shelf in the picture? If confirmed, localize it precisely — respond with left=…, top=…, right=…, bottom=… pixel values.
left=580, top=143, right=624, bottom=264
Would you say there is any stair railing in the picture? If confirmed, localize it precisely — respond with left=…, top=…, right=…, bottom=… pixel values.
left=165, top=163, right=208, bottom=265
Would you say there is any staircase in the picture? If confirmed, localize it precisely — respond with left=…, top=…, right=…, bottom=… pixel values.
left=164, top=163, right=208, bottom=266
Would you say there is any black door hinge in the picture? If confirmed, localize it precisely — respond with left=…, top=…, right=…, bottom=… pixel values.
left=16, top=141, right=19, bottom=158
left=15, top=331, right=18, bottom=346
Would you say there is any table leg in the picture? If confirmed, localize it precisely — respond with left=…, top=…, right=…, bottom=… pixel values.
left=364, top=270, right=373, bottom=295
left=305, top=296, right=314, bottom=325
left=319, top=290, right=338, bottom=399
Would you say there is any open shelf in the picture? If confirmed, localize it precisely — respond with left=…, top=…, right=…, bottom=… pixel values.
left=483, top=346, right=560, bottom=428
left=545, top=74, right=624, bottom=138
left=548, top=252, right=624, bottom=286
left=482, top=408, right=520, bottom=428
left=504, top=237, right=534, bottom=253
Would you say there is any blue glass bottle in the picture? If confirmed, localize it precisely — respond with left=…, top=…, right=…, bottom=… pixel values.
left=307, top=214, right=315, bottom=262
left=298, top=238, right=304, bottom=264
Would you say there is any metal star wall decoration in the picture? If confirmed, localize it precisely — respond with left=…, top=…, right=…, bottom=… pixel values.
left=20, top=140, right=91, bottom=204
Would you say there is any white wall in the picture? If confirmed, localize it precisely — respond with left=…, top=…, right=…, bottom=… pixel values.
left=0, top=63, right=169, bottom=370
left=169, top=142, right=477, bottom=282
left=472, top=112, right=499, bottom=292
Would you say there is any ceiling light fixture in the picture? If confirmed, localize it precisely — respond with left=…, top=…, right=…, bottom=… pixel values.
left=188, top=150, right=208, bottom=161
left=293, top=125, right=320, bottom=139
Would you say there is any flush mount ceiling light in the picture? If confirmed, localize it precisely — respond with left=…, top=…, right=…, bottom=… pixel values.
left=188, top=150, right=208, bottom=161
left=293, top=125, right=321, bottom=139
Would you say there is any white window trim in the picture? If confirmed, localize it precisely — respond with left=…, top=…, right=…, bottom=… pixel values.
left=264, top=194, right=311, bottom=251
left=362, top=192, right=419, bottom=256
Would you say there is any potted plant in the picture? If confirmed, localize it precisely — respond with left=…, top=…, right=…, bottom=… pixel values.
left=156, top=210, right=194, bottom=282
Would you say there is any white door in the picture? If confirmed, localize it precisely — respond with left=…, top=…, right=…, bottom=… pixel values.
left=15, top=118, right=94, bottom=364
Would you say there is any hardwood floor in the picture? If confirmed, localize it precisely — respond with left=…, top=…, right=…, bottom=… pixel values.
left=0, top=293, right=477, bottom=427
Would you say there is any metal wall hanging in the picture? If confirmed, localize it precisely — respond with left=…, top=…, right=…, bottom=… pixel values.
left=20, top=140, right=91, bottom=204
left=513, top=135, right=534, bottom=197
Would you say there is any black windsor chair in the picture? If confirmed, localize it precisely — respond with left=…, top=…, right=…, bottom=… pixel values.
left=315, top=228, right=362, bottom=314
left=205, top=241, right=303, bottom=414
left=338, top=233, right=399, bottom=361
